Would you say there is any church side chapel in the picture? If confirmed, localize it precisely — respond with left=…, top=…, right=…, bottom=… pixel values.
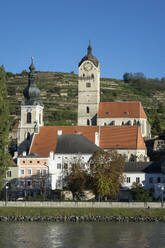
left=13, top=44, right=154, bottom=193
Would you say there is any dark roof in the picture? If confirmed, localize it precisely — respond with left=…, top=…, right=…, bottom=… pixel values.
left=124, top=162, right=161, bottom=173
left=55, top=134, right=101, bottom=154
left=79, top=45, right=99, bottom=68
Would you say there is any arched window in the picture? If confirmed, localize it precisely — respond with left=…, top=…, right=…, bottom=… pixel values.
left=91, top=74, right=94, bottom=79
left=104, top=123, right=107, bottom=126
left=87, top=119, right=90, bottom=126
left=87, top=106, right=90, bottom=113
left=39, top=113, right=41, bottom=124
left=27, top=112, right=31, bottom=123
left=27, top=132, right=30, bottom=140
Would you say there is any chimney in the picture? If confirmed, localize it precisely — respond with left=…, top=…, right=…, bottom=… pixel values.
left=22, top=151, right=26, bottom=157
left=95, top=132, right=99, bottom=146
left=49, top=151, right=54, bottom=160
left=13, top=151, right=18, bottom=159
left=57, top=130, right=62, bottom=135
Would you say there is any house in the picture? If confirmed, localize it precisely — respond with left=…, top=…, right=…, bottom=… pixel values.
left=123, top=161, right=164, bottom=190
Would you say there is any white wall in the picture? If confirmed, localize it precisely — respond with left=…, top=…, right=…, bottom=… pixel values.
left=49, top=153, right=92, bottom=190
left=122, top=172, right=165, bottom=189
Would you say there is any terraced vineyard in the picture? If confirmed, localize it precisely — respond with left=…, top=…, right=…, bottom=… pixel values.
left=6, top=71, right=165, bottom=135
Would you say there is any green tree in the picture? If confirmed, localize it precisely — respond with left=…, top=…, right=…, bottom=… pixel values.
left=151, top=115, right=161, bottom=136
left=0, top=66, right=10, bottom=189
left=65, top=161, right=88, bottom=198
left=89, top=150, right=124, bottom=200
left=131, top=182, right=152, bottom=202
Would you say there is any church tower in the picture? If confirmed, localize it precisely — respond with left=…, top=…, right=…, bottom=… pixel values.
left=78, top=43, right=100, bottom=126
left=17, top=57, right=44, bottom=154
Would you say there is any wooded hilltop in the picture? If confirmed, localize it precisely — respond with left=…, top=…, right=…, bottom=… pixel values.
left=6, top=70, right=165, bottom=136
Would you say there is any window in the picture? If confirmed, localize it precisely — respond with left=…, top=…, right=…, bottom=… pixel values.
left=7, top=171, right=12, bottom=177
left=57, top=163, right=61, bottom=169
left=86, top=82, right=91, bottom=87
left=36, top=169, right=40, bottom=175
left=20, top=181, right=24, bottom=187
left=21, top=170, right=25, bottom=175
left=104, top=123, right=107, bottom=126
left=27, top=181, right=31, bottom=187
left=42, top=169, right=47, bottom=176
left=91, top=74, right=94, bottom=79
left=30, top=161, right=32, bottom=163
left=87, top=119, right=90, bottom=126
left=149, top=177, right=153, bottom=184
left=64, top=163, right=68, bottom=169
left=35, top=181, right=40, bottom=188
left=23, top=161, right=25, bottom=163
left=27, top=169, right=32, bottom=175
left=27, top=112, right=31, bottom=123
left=37, top=161, right=40, bottom=164
left=27, top=132, right=30, bottom=140
left=157, top=177, right=161, bottom=183
left=39, top=113, right=41, bottom=124
left=87, top=106, right=90, bottom=113
left=126, top=177, right=131, bottom=183
left=136, top=177, right=140, bottom=183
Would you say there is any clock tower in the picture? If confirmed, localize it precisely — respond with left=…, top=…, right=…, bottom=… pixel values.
left=78, top=43, right=100, bottom=126
left=17, top=57, right=44, bottom=154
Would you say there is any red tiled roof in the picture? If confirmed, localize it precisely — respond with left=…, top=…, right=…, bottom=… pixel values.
left=99, top=126, right=146, bottom=149
left=30, top=126, right=99, bottom=156
left=30, top=125, right=146, bottom=156
left=98, top=102, right=146, bottom=118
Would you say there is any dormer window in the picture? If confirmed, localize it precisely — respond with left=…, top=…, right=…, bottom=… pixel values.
left=27, top=112, right=31, bottom=123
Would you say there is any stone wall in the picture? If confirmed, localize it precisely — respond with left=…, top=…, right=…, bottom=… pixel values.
left=0, top=201, right=163, bottom=208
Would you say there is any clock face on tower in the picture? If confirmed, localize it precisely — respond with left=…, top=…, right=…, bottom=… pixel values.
left=83, top=62, right=93, bottom=71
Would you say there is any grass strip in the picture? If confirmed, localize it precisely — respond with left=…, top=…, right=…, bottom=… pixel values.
left=0, top=207, right=165, bottom=217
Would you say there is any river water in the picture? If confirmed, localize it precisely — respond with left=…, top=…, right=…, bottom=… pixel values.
left=0, top=222, right=165, bottom=248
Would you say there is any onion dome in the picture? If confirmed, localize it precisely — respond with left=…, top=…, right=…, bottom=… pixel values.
left=22, top=57, right=42, bottom=106
left=79, top=42, right=99, bottom=67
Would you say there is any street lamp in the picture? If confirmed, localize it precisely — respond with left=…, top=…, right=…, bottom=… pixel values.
left=5, top=183, right=9, bottom=206
left=161, top=185, right=164, bottom=208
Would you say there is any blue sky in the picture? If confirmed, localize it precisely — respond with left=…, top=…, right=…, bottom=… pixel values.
left=1, top=0, right=165, bottom=79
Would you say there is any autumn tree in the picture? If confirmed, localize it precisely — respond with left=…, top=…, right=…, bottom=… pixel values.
left=65, top=161, right=88, bottom=198
left=0, top=65, right=10, bottom=189
left=89, top=150, right=124, bottom=200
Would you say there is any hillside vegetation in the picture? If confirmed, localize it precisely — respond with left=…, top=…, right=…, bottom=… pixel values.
left=6, top=71, right=165, bottom=136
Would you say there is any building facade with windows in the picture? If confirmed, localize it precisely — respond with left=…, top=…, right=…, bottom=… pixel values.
left=122, top=162, right=165, bottom=191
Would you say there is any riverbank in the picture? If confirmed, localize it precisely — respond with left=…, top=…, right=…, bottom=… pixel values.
left=1, top=207, right=165, bottom=222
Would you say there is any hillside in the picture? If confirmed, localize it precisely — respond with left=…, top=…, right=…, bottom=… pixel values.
left=6, top=71, right=165, bottom=136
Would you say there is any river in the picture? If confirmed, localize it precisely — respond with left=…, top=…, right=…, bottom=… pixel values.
left=0, top=222, right=165, bottom=248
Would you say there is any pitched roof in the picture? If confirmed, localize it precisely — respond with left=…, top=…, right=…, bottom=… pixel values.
left=99, top=126, right=146, bottom=150
left=124, top=162, right=161, bottom=173
left=98, top=101, right=146, bottom=118
left=30, top=125, right=146, bottom=156
left=55, top=134, right=101, bottom=154
left=30, top=126, right=99, bottom=157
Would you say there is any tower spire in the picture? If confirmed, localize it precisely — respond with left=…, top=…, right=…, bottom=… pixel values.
left=87, top=40, right=92, bottom=55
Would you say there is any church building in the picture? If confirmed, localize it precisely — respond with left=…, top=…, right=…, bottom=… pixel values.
left=13, top=45, right=152, bottom=193
left=77, top=44, right=151, bottom=138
